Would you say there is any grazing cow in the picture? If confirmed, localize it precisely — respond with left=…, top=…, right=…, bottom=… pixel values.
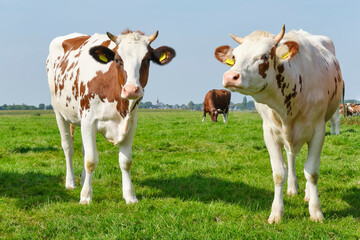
left=202, top=89, right=231, bottom=122
left=46, top=30, right=175, bottom=204
left=215, top=25, right=344, bottom=223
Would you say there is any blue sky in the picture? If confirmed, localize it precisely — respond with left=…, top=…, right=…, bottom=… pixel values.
left=0, top=0, right=358, bottom=106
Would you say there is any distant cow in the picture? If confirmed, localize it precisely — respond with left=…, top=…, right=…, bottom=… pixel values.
left=215, top=25, right=344, bottom=223
left=202, top=89, right=231, bottom=122
left=340, top=103, right=360, bottom=116
left=47, top=30, right=175, bottom=204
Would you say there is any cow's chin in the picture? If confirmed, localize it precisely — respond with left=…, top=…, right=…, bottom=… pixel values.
left=121, top=92, right=144, bottom=100
left=223, top=84, right=254, bottom=96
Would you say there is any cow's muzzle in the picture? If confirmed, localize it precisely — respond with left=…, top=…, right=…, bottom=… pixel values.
left=122, top=84, right=143, bottom=100
left=223, top=71, right=241, bottom=88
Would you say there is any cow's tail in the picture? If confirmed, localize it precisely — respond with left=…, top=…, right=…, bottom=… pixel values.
left=342, top=81, right=346, bottom=118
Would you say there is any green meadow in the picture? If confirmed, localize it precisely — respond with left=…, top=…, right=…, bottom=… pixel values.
left=0, top=110, right=359, bottom=239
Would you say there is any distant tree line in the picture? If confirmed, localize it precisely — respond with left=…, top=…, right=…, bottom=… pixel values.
left=2, top=98, right=357, bottom=111
left=0, top=104, right=53, bottom=110
left=139, top=97, right=256, bottom=111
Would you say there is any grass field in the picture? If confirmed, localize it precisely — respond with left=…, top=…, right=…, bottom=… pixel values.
left=0, top=110, right=359, bottom=239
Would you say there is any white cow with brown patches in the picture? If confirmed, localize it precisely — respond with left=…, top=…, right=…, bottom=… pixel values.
left=215, top=25, right=344, bottom=223
left=47, top=30, right=175, bottom=204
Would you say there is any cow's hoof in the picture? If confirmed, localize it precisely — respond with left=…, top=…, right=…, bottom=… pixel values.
left=125, top=196, right=138, bottom=204
left=79, top=197, right=91, bottom=205
left=66, top=180, right=76, bottom=190
left=268, top=212, right=282, bottom=224
left=287, top=188, right=298, bottom=196
left=310, top=209, right=324, bottom=222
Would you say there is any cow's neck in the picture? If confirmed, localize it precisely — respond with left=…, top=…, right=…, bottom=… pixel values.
left=253, top=65, right=301, bottom=122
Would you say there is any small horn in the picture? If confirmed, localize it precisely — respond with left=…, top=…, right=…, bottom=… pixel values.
left=149, top=30, right=159, bottom=44
left=274, top=24, right=285, bottom=43
left=229, top=33, right=244, bottom=44
left=107, top=32, right=120, bottom=45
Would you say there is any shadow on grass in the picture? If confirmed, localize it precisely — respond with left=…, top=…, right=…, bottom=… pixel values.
left=11, top=146, right=59, bottom=153
left=140, top=174, right=274, bottom=211
left=0, top=171, right=74, bottom=209
left=325, top=128, right=356, bottom=136
left=326, top=186, right=360, bottom=218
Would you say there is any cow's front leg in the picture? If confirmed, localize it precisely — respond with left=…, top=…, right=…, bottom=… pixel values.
left=119, top=116, right=138, bottom=204
left=304, top=123, right=325, bottom=222
left=79, top=123, right=98, bottom=204
left=55, top=113, right=76, bottom=189
left=263, top=127, right=287, bottom=224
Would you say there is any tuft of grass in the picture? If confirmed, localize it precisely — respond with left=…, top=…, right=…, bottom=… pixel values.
left=0, top=110, right=359, bottom=239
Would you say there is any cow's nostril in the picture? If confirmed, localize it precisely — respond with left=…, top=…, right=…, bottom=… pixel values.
left=233, top=74, right=240, bottom=80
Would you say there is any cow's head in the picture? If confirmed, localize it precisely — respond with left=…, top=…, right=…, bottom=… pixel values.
left=210, top=108, right=218, bottom=122
left=89, top=30, right=175, bottom=100
left=215, top=25, right=299, bottom=97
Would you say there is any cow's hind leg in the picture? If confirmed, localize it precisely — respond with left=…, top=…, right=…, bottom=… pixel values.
left=263, top=127, right=287, bottom=224
left=55, top=113, right=76, bottom=189
left=330, top=108, right=341, bottom=135
left=79, top=122, right=98, bottom=204
left=304, top=123, right=325, bottom=222
left=223, top=111, right=229, bottom=123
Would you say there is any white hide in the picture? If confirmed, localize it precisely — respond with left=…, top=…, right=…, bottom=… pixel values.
left=47, top=32, right=152, bottom=204
left=221, top=29, right=344, bottom=223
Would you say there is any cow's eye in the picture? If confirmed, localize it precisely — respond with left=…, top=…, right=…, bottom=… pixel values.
left=115, top=58, right=123, bottom=66
left=261, top=54, right=269, bottom=61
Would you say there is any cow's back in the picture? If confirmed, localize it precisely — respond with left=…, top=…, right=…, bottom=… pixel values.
left=204, top=89, right=230, bottom=110
left=282, top=30, right=343, bottom=122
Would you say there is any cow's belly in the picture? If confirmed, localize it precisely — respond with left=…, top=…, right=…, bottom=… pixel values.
left=52, top=96, right=81, bottom=125
left=255, top=102, right=314, bottom=155
left=97, top=115, right=136, bottom=145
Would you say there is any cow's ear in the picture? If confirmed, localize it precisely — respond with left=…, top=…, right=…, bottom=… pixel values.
left=152, top=46, right=176, bottom=65
left=276, top=41, right=299, bottom=62
left=89, top=46, right=115, bottom=64
left=215, top=45, right=234, bottom=66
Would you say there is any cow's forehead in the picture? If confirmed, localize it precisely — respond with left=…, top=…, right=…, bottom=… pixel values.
left=233, top=38, right=276, bottom=57
left=117, top=34, right=150, bottom=59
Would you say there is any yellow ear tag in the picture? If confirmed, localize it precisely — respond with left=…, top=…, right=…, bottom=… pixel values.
left=99, top=54, right=108, bottom=63
left=159, top=53, right=167, bottom=62
left=282, top=51, right=290, bottom=60
left=225, top=58, right=235, bottom=66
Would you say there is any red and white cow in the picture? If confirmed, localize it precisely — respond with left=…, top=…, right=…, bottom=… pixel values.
left=46, top=30, right=175, bottom=204
left=215, top=25, right=344, bottom=223
left=202, top=89, right=231, bottom=122
left=340, top=103, right=360, bottom=116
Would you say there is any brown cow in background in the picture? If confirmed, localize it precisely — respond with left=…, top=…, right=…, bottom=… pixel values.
left=202, top=89, right=231, bottom=122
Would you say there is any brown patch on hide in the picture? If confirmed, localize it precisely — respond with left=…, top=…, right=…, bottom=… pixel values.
left=284, top=84, right=298, bottom=115
left=72, top=69, right=80, bottom=100
left=259, top=60, right=269, bottom=78
left=80, top=62, right=129, bottom=117
left=62, top=36, right=90, bottom=53
left=100, top=40, right=111, bottom=48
